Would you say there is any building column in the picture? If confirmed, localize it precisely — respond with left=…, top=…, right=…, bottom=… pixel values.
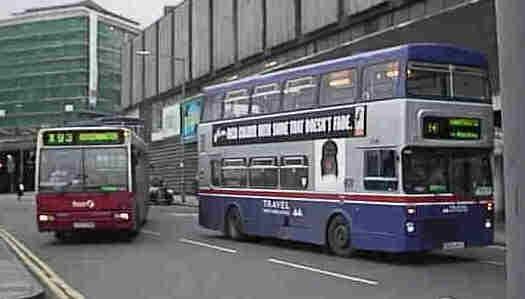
left=495, top=1, right=525, bottom=298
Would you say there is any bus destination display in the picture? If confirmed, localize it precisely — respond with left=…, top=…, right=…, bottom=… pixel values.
left=423, top=117, right=481, bottom=140
left=43, top=131, right=124, bottom=146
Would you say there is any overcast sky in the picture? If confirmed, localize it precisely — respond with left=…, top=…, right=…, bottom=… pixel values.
left=0, top=0, right=184, bottom=28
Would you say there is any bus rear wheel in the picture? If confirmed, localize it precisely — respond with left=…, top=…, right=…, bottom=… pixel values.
left=225, top=207, right=246, bottom=241
left=327, top=215, right=354, bottom=257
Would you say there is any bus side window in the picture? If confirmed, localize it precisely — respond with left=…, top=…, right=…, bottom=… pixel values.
left=321, top=69, right=357, bottom=106
left=224, top=89, right=250, bottom=119
left=362, top=62, right=399, bottom=101
left=249, top=157, right=278, bottom=189
left=203, top=94, right=224, bottom=121
left=252, top=83, right=281, bottom=114
left=221, top=158, right=247, bottom=188
left=364, top=150, right=398, bottom=191
left=283, top=77, right=318, bottom=111
left=280, top=156, right=308, bottom=190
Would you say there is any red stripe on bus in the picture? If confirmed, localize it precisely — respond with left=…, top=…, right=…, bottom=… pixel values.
left=198, top=189, right=493, bottom=204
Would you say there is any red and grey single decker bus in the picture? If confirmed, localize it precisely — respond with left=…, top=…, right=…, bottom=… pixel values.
left=35, top=127, right=149, bottom=240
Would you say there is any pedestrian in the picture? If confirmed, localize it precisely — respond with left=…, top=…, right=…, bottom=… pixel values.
left=17, top=182, right=24, bottom=201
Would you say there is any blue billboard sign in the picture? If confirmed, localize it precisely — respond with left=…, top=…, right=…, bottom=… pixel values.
left=181, top=97, right=202, bottom=143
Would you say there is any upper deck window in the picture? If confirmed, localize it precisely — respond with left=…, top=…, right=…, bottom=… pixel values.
left=406, top=62, right=490, bottom=102
left=252, top=83, right=281, bottom=114
left=282, top=77, right=318, bottom=111
left=363, top=62, right=399, bottom=101
left=224, top=89, right=250, bottom=119
left=320, top=69, right=357, bottom=106
left=203, top=94, right=223, bottom=121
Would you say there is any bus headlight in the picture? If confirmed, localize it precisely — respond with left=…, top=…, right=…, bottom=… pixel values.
left=407, top=207, right=416, bottom=215
left=487, top=202, right=494, bottom=212
left=114, top=213, right=130, bottom=220
left=39, top=215, right=55, bottom=222
left=406, top=222, right=416, bottom=233
left=485, top=219, right=492, bottom=229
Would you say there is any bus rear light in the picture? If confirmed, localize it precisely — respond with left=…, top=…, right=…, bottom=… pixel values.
left=406, top=222, right=416, bottom=233
left=485, top=219, right=492, bottom=229
left=114, top=213, right=130, bottom=220
left=487, top=202, right=494, bottom=211
left=38, top=215, right=55, bottom=222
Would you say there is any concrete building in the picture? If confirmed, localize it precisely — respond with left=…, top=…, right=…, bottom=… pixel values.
left=121, top=0, right=503, bottom=215
left=0, top=0, right=140, bottom=192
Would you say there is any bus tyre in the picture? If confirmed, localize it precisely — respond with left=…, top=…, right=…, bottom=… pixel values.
left=226, top=207, right=246, bottom=241
left=54, top=232, right=67, bottom=242
left=327, top=215, right=354, bottom=257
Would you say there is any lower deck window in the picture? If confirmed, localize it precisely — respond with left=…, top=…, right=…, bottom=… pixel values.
left=364, top=150, right=398, bottom=191
left=249, top=157, right=278, bottom=188
left=280, top=156, right=308, bottom=190
left=221, top=158, right=247, bottom=188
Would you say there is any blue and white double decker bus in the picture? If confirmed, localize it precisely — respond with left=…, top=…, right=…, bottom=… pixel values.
left=197, top=43, right=494, bottom=255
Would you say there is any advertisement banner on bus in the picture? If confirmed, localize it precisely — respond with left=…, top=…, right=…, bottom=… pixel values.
left=212, top=106, right=366, bottom=146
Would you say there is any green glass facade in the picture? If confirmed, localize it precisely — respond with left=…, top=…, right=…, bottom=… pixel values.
left=0, top=17, right=90, bottom=127
left=97, top=22, right=125, bottom=112
left=0, top=16, right=131, bottom=129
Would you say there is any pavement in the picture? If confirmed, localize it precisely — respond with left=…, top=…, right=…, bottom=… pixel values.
left=0, top=192, right=508, bottom=299
left=0, top=233, right=44, bottom=299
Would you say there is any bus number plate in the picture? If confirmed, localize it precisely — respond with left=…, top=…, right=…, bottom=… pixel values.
left=443, top=241, right=465, bottom=250
left=73, top=222, right=95, bottom=229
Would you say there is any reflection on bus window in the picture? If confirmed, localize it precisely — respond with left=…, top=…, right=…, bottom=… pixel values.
left=406, top=62, right=490, bottom=102
left=39, top=149, right=82, bottom=192
left=283, top=77, right=317, bottom=111
left=224, top=89, right=250, bottom=119
left=221, top=158, right=247, bottom=188
left=84, top=148, right=128, bottom=191
left=364, top=150, right=398, bottom=191
left=403, top=148, right=493, bottom=195
left=252, top=83, right=281, bottom=114
left=453, top=71, right=490, bottom=101
left=363, top=62, right=399, bottom=100
left=203, top=94, right=223, bottom=121
left=249, top=157, right=278, bottom=188
left=280, top=156, right=308, bottom=190
left=321, top=69, right=357, bottom=106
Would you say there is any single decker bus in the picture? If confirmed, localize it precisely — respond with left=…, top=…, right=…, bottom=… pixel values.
left=36, top=126, right=149, bottom=240
left=197, top=43, right=494, bottom=255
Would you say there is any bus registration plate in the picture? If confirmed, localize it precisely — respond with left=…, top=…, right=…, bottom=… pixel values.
left=73, top=222, right=95, bottom=229
left=443, top=241, right=465, bottom=250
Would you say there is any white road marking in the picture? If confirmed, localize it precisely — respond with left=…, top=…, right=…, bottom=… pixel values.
left=179, top=238, right=237, bottom=254
left=169, top=213, right=198, bottom=217
left=480, top=260, right=505, bottom=267
left=487, top=245, right=506, bottom=251
left=267, top=258, right=379, bottom=286
left=142, top=230, right=161, bottom=237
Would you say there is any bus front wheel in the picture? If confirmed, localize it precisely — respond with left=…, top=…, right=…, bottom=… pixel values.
left=225, top=207, right=246, bottom=241
left=327, top=215, right=354, bottom=257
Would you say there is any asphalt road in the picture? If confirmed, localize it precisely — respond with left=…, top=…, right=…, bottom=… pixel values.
left=0, top=194, right=506, bottom=299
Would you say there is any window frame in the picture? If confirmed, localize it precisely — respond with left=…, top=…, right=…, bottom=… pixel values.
left=251, top=83, right=282, bottom=115
left=223, top=89, right=251, bottom=119
left=362, top=61, right=400, bottom=101
left=248, top=156, right=279, bottom=189
left=282, top=76, right=319, bottom=111
left=363, top=149, right=398, bottom=192
left=203, top=93, right=224, bottom=122
left=220, top=158, right=248, bottom=188
left=320, top=68, right=358, bottom=106
left=279, top=155, right=309, bottom=190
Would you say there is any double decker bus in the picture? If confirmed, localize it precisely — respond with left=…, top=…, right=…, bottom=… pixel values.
left=36, top=127, right=149, bottom=240
left=197, top=43, right=494, bottom=255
